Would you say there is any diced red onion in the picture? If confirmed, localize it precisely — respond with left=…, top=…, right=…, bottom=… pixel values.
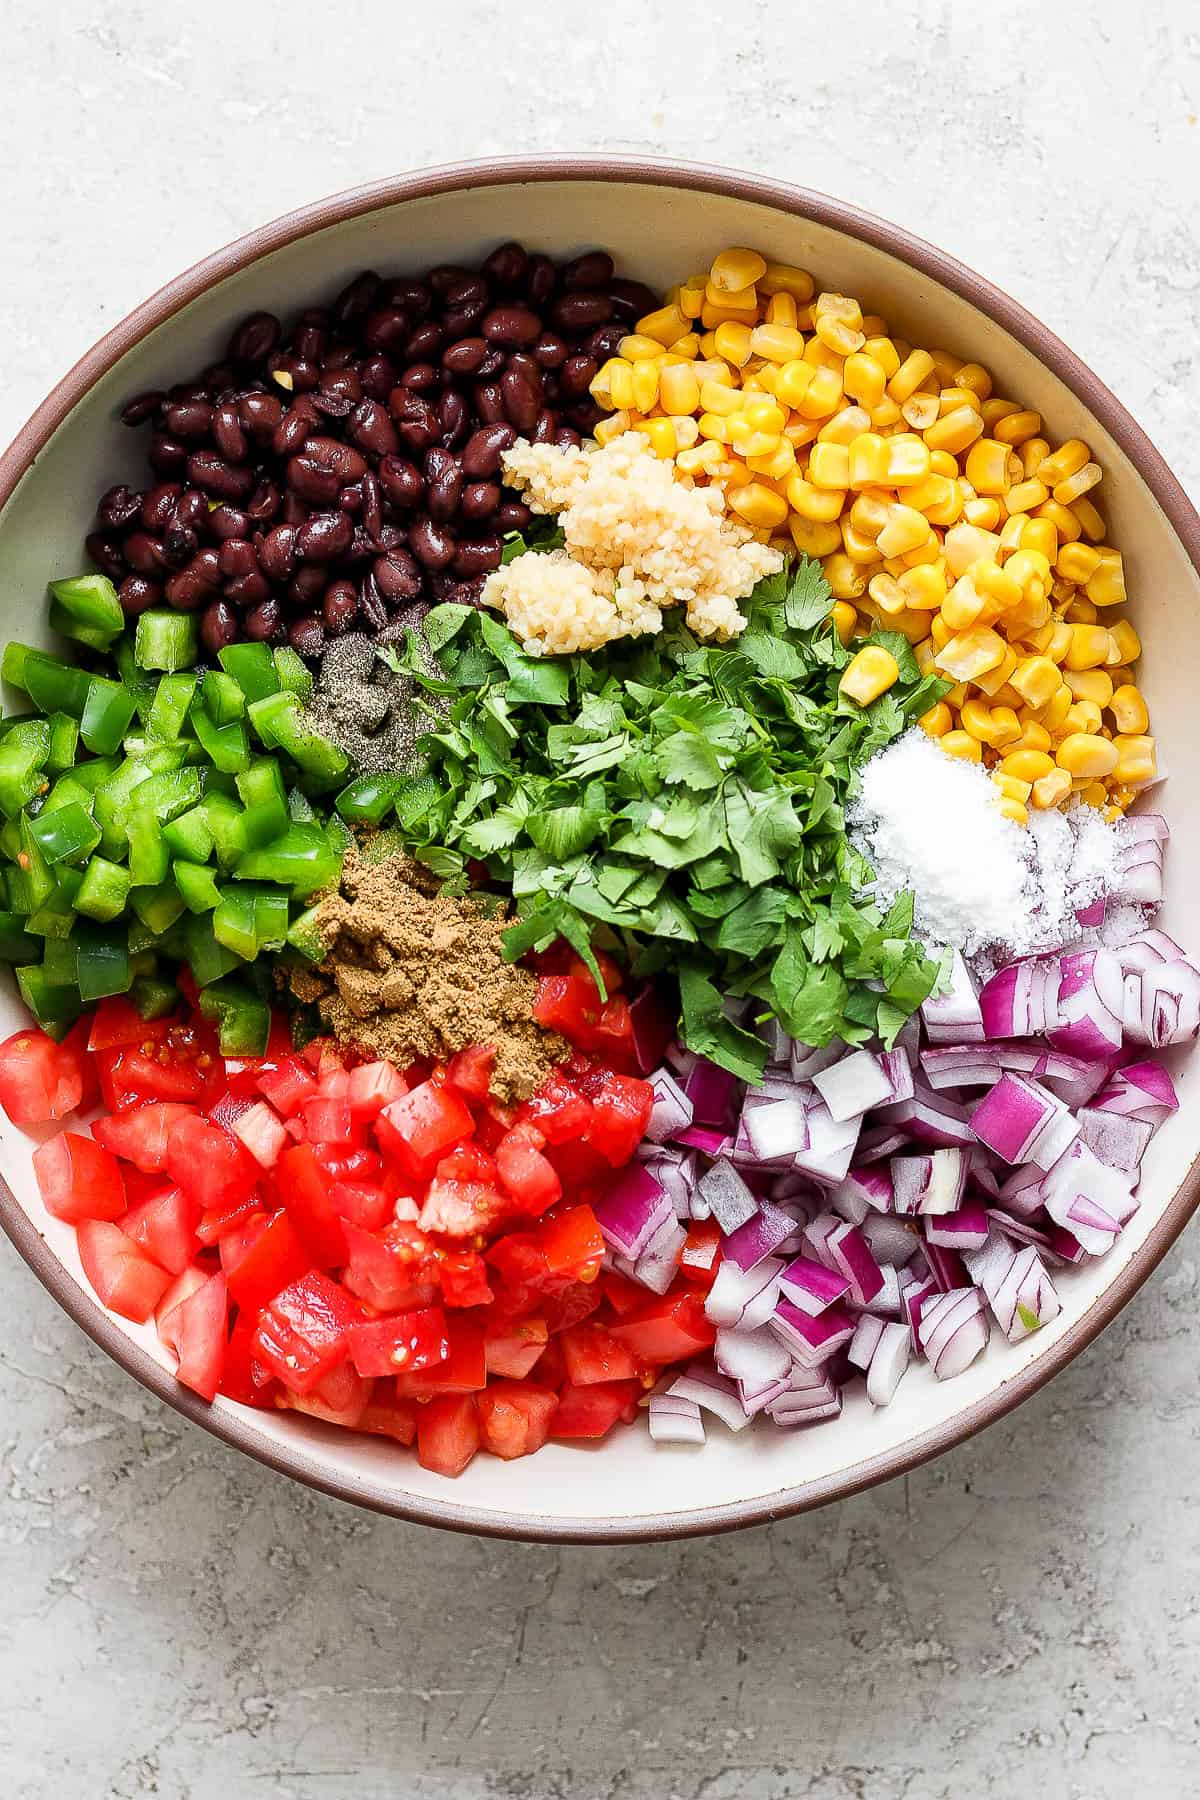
left=980, top=957, right=1059, bottom=1039
left=777, top=1254, right=850, bottom=1316
left=879, top=1047, right=915, bottom=1104
left=862, top=1262, right=904, bottom=1317
left=664, top=1039, right=698, bottom=1078
left=899, top=1271, right=938, bottom=1347
left=704, top=1256, right=783, bottom=1328
left=1075, top=897, right=1107, bottom=928
left=970, top=1073, right=1064, bottom=1165
left=877, top=1084, right=976, bottom=1148
left=1048, top=949, right=1125, bottom=1061
left=758, top=1018, right=792, bottom=1064
left=925, top=1203, right=991, bottom=1248
left=744, top=1094, right=810, bottom=1164
left=861, top=1213, right=920, bottom=1266
left=961, top=1227, right=1018, bottom=1291
left=831, top=1163, right=894, bottom=1224
left=645, top=1068, right=694, bottom=1144
left=922, top=949, right=985, bottom=1044
left=854, top=1125, right=912, bottom=1164
left=823, top=1220, right=885, bottom=1306
left=985, top=1209, right=1056, bottom=1251
left=672, top=1124, right=732, bottom=1156
left=771, top=1298, right=855, bottom=1365
left=1075, top=1106, right=1153, bottom=1173
left=983, top=1243, right=1061, bottom=1342
left=813, top=1049, right=894, bottom=1122
left=633, top=1215, right=688, bottom=1293
left=1112, top=928, right=1185, bottom=972
left=1040, top=1140, right=1131, bottom=1253
left=866, top=1321, right=911, bottom=1405
left=1125, top=959, right=1200, bottom=1049
left=593, top=1163, right=673, bottom=1258
left=714, top=1325, right=791, bottom=1389
left=666, top=1364, right=751, bottom=1432
left=848, top=1312, right=886, bottom=1370
left=790, top=1039, right=844, bottom=1082
left=647, top=1392, right=706, bottom=1444
left=923, top=1240, right=968, bottom=1292
left=721, top=1200, right=799, bottom=1272
left=697, top=1158, right=759, bottom=1233
left=683, top=1058, right=739, bottom=1128
left=792, top=1098, right=862, bottom=1183
left=738, top=1373, right=792, bottom=1416
left=766, top=1381, right=843, bottom=1426
left=917, top=1287, right=989, bottom=1378
left=1094, top=1060, right=1179, bottom=1124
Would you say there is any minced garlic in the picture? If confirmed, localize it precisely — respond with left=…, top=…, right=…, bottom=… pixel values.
left=483, top=432, right=783, bottom=656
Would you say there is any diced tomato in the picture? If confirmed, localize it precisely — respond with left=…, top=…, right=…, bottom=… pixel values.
left=601, top=1270, right=648, bottom=1317
left=255, top=1054, right=319, bottom=1116
left=33, top=1131, right=126, bottom=1224
left=358, top=1387, right=418, bottom=1445
left=224, top=1209, right=312, bottom=1317
left=442, top=1044, right=495, bottom=1105
left=347, top=1307, right=450, bottom=1379
left=393, top=1319, right=486, bottom=1399
left=438, top=1248, right=493, bottom=1309
left=567, top=949, right=624, bottom=994
left=220, top=1312, right=276, bottom=1408
left=495, top=1122, right=561, bottom=1217
left=477, top=1381, right=558, bottom=1460
left=518, top=1071, right=593, bottom=1145
left=535, top=1334, right=568, bottom=1389
left=587, top=996, right=635, bottom=1063
left=540, top=1279, right=603, bottom=1333
left=302, top=1094, right=357, bottom=1145
left=314, top=1144, right=382, bottom=1183
left=117, top=1048, right=207, bottom=1104
left=486, top=1231, right=556, bottom=1311
left=551, top=1379, right=640, bottom=1440
left=679, top=1218, right=722, bottom=1290
left=342, top=1220, right=438, bottom=1312
left=92, top=1102, right=196, bottom=1174
left=166, top=1113, right=259, bottom=1221
left=585, top=1072, right=654, bottom=1167
left=278, top=1369, right=372, bottom=1430
left=275, top=1143, right=349, bottom=1269
left=172, top=1271, right=228, bottom=1401
left=346, top=1059, right=408, bottom=1118
left=207, top=1088, right=256, bottom=1139
left=120, top=1183, right=201, bottom=1274
left=418, top=1177, right=506, bottom=1239
left=86, top=997, right=170, bottom=1052
left=436, top=1140, right=497, bottom=1185
left=252, top=1271, right=362, bottom=1395
left=328, top=1180, right=393, bottom=1232
left=484, top=1317, right=549, bottom=1379
left=473, top=1099, right=516, bottom=1154
left=376, top=1080, right=474, bottom=1180
left=155, top=1264, right=210, bottom=1355
left=416, top=1394, right=479, bottom=1478
left=77, top=1219, right=173, bottom=1322
left=542, top=1134, right=611, bottom=1192
left=609, top=1290, right=715, bottom=1366
left=230, top=1100, right=289, bottom=1169
left=0, top=1027, right=86, bottom=1127
left=538, top=1204, right=605, bottom=1281
left=533, top=973, right=602, bottom=1045
left=560, top=1318, right=641, bottom=1385
left=218, top=1210, right=268, bottom=1275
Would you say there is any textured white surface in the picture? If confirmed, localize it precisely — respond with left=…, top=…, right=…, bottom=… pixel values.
left=2, top=4, right=1200, bottom=1795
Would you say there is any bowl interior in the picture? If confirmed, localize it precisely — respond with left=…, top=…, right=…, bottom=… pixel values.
left=2, top=170, right=1198, bottom=1539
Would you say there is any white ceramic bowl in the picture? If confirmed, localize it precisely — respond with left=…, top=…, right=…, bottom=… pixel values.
left=2, top=157, right=1198, bottom=1542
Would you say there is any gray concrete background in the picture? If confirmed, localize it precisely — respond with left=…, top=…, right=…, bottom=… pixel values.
left=2, top=3, right=1199, bottom=1795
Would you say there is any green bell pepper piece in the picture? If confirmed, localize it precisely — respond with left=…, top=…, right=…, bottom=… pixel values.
left=147, top=672, right=198, bottom=742
left=127, top=810, right=171, bottom=887
left=25, top=865, right=82, bottom=937
left=28, top=802, right=101, bottom=867
left=218, top=642, right=281, bottom=705
left=41, top=936, right=79, bottom=986
left=335, top=773, right=402, bottom=825
left=198, top=977, right=271, bottom=1056
left=183, top=915, right=243, bottom=987
left=3, top=719, right=51, bottom=757
left=74, top=922, right=132, bottom=1002
left=235, top=822, right=343, bottom=898
left=190, top=701, right=250, bottom=774
left=162, top=804, right=214, bottom=865
left=285, top=902, right=326, bottom=963
left=48, top=601, right=117, bottom=655
left=199, top=792, right=247, bottom=871
left=94, top=759, right=152, bottom=859
left=134, top=610, right=198, bottom=672
left=0, top=911, right=40, bottom=964
left=0, top=738, right=50, bottom=817
left=131, top=766, right=204, bottom=825
left=41, top=774, right=93, bottom=816
left=130, top=974, right=181, bottom=1021
left=80, top=676, right=138, bottom=755
left=173, top=861, right=222, bottom=913
left=10, top=817, right=57, bottom=915
left=45, top=712, right=80, bottom=773
left=247, top=692, right=349, bottom=785
left=49, top=573, right=123, bottom=641
left=202, top=670, right=246, bottom=725
left=67, top=755, right=120, bottom=794
left=272, top=647, right=313, bottom=700
left=235, top=758, right=289, bottom=850
left=287, top=786, right=317, bottom=823
left=16, top=963, right=82, bottom=1033
left=75, top=855, right=132, bottom=923
left=113, top=636, right=160, bottom=723
left=2, top=644, right=92, bottom=718
left=130, top=879, right=186, bottom=934
left=212, top=885, right=263, bottom=959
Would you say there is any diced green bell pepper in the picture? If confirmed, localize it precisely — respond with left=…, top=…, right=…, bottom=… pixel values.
left=198, top=976, right=271, bottom=1055
left=130, top=880, right=186, bottom=934
left=183, top=915, right=243, bottom=987
left=2, top=644, right=92, bottom=718
left=66, top=755, right=120, bottom=794
left=247, top=692, right=349, bottom=785
left=45, top=712, right=80, bottom=773
left=287, top=786, right=317, bottom=823
left=75, top=855, right=133, bottom=922
left=134, top=609, right=198, bottom=672
left=41, top=774, right=94, bottom=816
left=74, top=922, right=132, bottom=1002
left=202, top=670, right=247, bottom=725
left=48, top=573, right=124, bottom=644
left=235, top=821, right=343, bottom=898
left=16, top=963, right=82, bottom=1033
left=218, top=641, right=281, bottom=705
left=80, top=676, right=138, bottom=755
left=41, top=936, right=79, bottom=986
left=9, top=817, right=57, bottom=915
left=199, top=792, right=247, bottom=871
left=28, top=802, right=101, bottom=867
left=190, top=700, right=250, bottom=774
left=235, top=758, right=289, bottom=850
left=173, top=861, right=222, bottom=913
left=272, top=647, right=313, bottom=700
left=162, top=805, right=214, bottom=866
left=285, top=902, right=326, bottom=962
left=25, top=866, right=82, bottom=937
left=113, top=637, right=160, bottom=723
left=335, top=773, right=403, bottom=826
left=130, top=974, right=181, bottom=1020
left=131, top=766, right=204, bottom=824
left=94, top=759, right=152, bottom=859
left=127, top=810, right=171, bottom=887
left=0, top=911, right=39, bottom=964
left=0, top=737, right=50, bottom=817
left=147, top=672, right=198, bottom=742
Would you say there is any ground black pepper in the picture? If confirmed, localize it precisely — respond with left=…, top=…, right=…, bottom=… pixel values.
left=302, top=605, right=445, bottom=774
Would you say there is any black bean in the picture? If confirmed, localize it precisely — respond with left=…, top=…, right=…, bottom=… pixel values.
left=245, top=479, right=281, bottom=524
left=286, top=453, right=341, bottom=508
left=97, top=485, right=143, bottom=530
left=224, top=571, right=271, bottom=606
left=82, top=534, right=124, bottom=581
left=209, top=504, right=251, bottom=542
left=501, top=368, right=541, bottom=432
left=120, top=390, right=165, bottom=428
left=532, top=331, right=568, bottom=369
left=445, top=275, right=489, bottom=309
left=438, top=389, right=469, bottom=447
left=258, top=523, right=298, bottom=582
left=319, top=367, right=362, bottom=402
left=141, top=483, right=182, bottom=531
left=218, top=538, right=259, bottom=580
left=563, top=250, right=615, bottom=292
left=483, top=241, right=529, bottom=290
left=531, top=409, right=557, bottom=444
left=461, top=480, right=500, bottom=522
left=550, top=291, right=614, bottom=333
left=586, top=323, right=625, bottom=361
left=162, top=524, right=198, bottom=569
left=374, top=546, right=422, bottom=601
left=452, top=534, right=503, bottom=578
left=360, top=353, right=397, bottom=402
left=399, top=361, right=439, bottom=393
left=323, top=579, right=360, bottom=633
left=164, top=398, right=214, bottom=441
left=288, top=614, right=325, bottom=657
left=230, top=311, right=281, bottom=366
left=280, top=492, right=307, bottom=527
left=173, top=487, right=210, bottom=532
left=429, top=264, right=470, bottom=297
left=378, top=455, right=424, bottom=509
left=343, top=399, right=396, bottom=459
left=474, top=381, right=506, bottom=424
left=553, top=426, right=583, bottom=451
left=212, top=401, right=249, bottom=463
left=123, top=532, right=168, bottom=575
left=424, top=446, right=464, bottom=521
left=360, top=469, right=382, bottom=543
left=293, top=320, right=327, bottom=363
left=477, top=347, right=506, bottom=378
left=204, top=362, right=238, bottom=398
left=389, top=391, right=440, bottom=454
left=559, top=352, right=598, bottom=399
left=481, top=304, right=543, bottom=348
left=442, top=336, right=489, bottom=375
left=408, top=517, right=456, bottom=570
left=148, top=434, right=188, bottom=475
left=186, top=450, right=255, bottom=501
left=609, top=278, right=660, bottom=322
left=441, top=298, right=487, bottom=337
left=337, top=486, right=362, bottom=516
left=363, top=306, right=409, bottom=351
left=495, top=500, right=531, bottom=532
left=272, top=401, right=318, bottom=457
left=462, top=422, right=516, bottom=479
left=244, top=598, right=284, bottom=643
left=200, top=599, right=240, bottom=654
left=387, top=277, right=433, bottom=319
left=238, top=390, right=283, bottom=439
left=567, top=398, right=604, bottom=431
left=118, top=574, right=161, bottom=615
left=289, top=565, right=328, bottom=605
left=405, top=320, right=444, bottom=361
left=165, top=550, right=219, bottom=610
left=332, top=271, right=381, bottom=332
left=295, top=510, right=353, bottom=563
left=526, top=255, right=556, bottom=306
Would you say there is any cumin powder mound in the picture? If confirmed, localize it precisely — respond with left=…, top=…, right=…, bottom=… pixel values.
left=290, top=849, right=564, bottom=1101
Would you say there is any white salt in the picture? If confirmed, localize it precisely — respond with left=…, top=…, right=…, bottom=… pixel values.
left=850, top=729, right=1131, bottom=967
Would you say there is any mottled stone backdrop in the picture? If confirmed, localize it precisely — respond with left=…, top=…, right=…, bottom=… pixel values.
left=2, top=4, right=1198, bottom=1795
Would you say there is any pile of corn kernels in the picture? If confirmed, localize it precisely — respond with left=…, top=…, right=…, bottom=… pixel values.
left=589, top=246, right=1154, bottom=821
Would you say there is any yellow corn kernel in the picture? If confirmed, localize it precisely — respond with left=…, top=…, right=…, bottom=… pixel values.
left=1073, top=495, right=1106, bottom=542
left=728, top=481, right=789, bottom=530
left=786, top=472, right=844, bottom=521
left=797, top=364, right=844, bottom=419
left=876, top=504, right=931, bottom=557
left=700, top=379, right=745, bottom=417
left=897, top=564, right=947, bottom=610
left=983, top=399, right=1021, bottom=430
left=1034, top=502, right=1079, bottom=547
left=939, top=385, right=983, bottom=417
left=843, top=352, right=887, bottom=408
left=774, top=359, right=815, bottom=409
left=943, top=522, right=1001, bottom=578
left=993, top=409, right=1042, bottom=446
left=1013, top=721, right=1054, bottom=754
left=812, top=293, right=865, bottom=357
left=887, top=350, right=935, bottom=405
left=1056, top=733, right=1118, bottom=778
left=840, top=645, right=900, bottom=706
left=868, top=572, right=907, bottom=616
left=659, top=362, right=702, bottom=415
left=631, top=360, right=660, bottom=413
left=1010, top=655, right=1063, bottom=709
left=989, top=708, right=1023, bottom=749
left=765, top=292, right=799, bottom=329
left=667, top=415, right=700, bottom=450
left=950, top=361, right=991, bottom=401
left=1111, top=734, right=1156, bottom=785
left=863, top=335, right=901, bottom=379
left=994, top=771, right=1033, bottom=803
left=1006, top=548, right=1052, bottom=604
left=636, top=304, right=691, bottom=347
left=1053, top=462, right=1103, bottom=506
left=1055, top=541, right=1101, bottom=586
left=790, top=516, right=843, bottom=558
left=935, top=625, right=1006, bottom=681
left=829, top=601, right=857, bottom=645
left=1044, top=621, right=1073, bottom=664
left=1021, top=438, right=1051, bottom=480
left=845, top=432, right=887, bottom=489
left=709, top=247, right=767, bottom=293
left=1065, top=668, right=1114, bottom=708
left=963, top=438, right=1011, bottom=497
left=817, top=406, right=870, bottom=448
left=678, top=276, right=707, bottom=320
left=886, top=435, right=932, bottom=487
left=697, top=411, right=730, bottom=443
left=803, top=336, right=844, bottom=373
left=609, top=358, right=641, bottom=411
left=1065, top=623, right=1112, bottom=670
left=620, top=334, right=670, bottom=364
left=997, top=513, right=1026, bottom=557
left=727, top=420, right=780, bottom=460
left=713, top=321, right=754, bottom=368
left=1107, top=618, right=1141, bottom=666
left=703, top=280, right=758, bottom=317
left=1019, top=517, right=1059, bottom=563
left=676, top=442, right=721, bottom=477
left=960, top=498, right=1000, bottom=533
left=919, top=701, right=953, bottom=738
left=824, top=553, right=869, bottom=601
left=759, top=262, right=815, bottom=301
left=1029, top=768, right=1071, bottom=809
left=870, top=397, right=904, bottom=431
left=973, top=558, right=1023, bottom=611
left=841, top=520, right=883, bottom=564
left=925, top=405, right=985, bottom=455
left=592, top=409, right=631, bottom=446
left=903, top=474, right=960, bottom=527
left=941, top=730, right=983, bottom=763
left=750, top=323, right=806, bottom=364
left=899, top=392, right=940, bottom=432
left=747, top=437, right=796, bottom=481
left=1001, top=748, right=1056, bottom=782
left=1037, top=439, right=1091, bottom=486
left=960, top=698, right=997, bottom=742
left=1005, top=479, right=1049, bottom=516
left=997, top=797, right=1029, bottom=825
left=737, top=397, right=784, bottom=434
left=974, top=646, right=1019, bottom=696
left=1041, top=686, right=1073, bottom=732
left=942, top=574, right=987, bottom=631
left=670, top=333, right=701, bottom=360
left=1062, top=700, right=1103, bottom=736
left=631, top=416, right=677, bottom=458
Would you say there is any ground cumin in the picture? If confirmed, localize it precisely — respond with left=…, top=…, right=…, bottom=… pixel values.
left=290, top=847, right=565, bottom=1102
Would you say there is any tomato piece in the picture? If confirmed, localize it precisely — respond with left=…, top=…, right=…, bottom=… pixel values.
left=535, top=1335, right=568, bottom=1389
left=278, top=1370, right=372, bottom=1430
left=541, top=1279, right=603, bottom=1333
left=550, top=1380, right=640, bottom=1440
left=609, top=1290, right=715, bottom=1366
left=255, top=1054, right=319, bottom=1116
left=477, top=1382, right=558, bottom=1460
left=346, top=1307, right=450, bottom=1379
left=485, top=1231, right=556, bottom=1311
left=538, top=1204, right=605, bottom=1280
left=445, top=1044, right=496, bottom=1103
left=358, top=1387, right=418, bottom=1445
left=543, top=1135, right=612, bottom=1191
left=560, top=1318, right=641, bottom=1385
left=346, top=1059, right=408, bottom=1118
left=679, top=1218, right=722, bottom=1290
left=342, top=1220, right=438, bottom=1312
left=436, top=1140, right=498, bottom=1185
left=118, top=1049, right=207, bottom=1104
left=533, top=974, right=601, bottom=1046
left=33, top=1131, right=126, bottom=1224
left=172, top=1271, right=228, bottom=1402
left=418, top=1176, right=506, bottom=1239
left=301, top=1094, right=358, bottom=1145
left=416, top=1394, right=479, bottom=1478
left=567, top=949, right=624, bottom=994
left=600, top=1270, right=647, bottom=1317
left=224, top=1209, right=312, bottom=1317
left=495, top=1122, right=561, bottom=1217
left=219, top=1313, right=276, bottom=1408
left=376, top=1080, right=474, bottom=1179
left=518, top=1071, right=593, bottom=1145
left=166, top=1113, right=259, bottom=1219
left=484, top=1317, right=549, bottom=1379
left=585, top=1072, right=654, bottom=1167
left=252, top=1271, right=362, bottom=1395
left=587, top=996, right=635, bottom=1063
left=92, top=1102, right=196, bottom=1174
left=120, top=1183, right=201, bottom=1274
left=0, top=1027, right=85, bottom=1127
left=438, top=1248, right=493, bottom=1309
left=314, top=1144, right=382, bottom=1183
left=393, top=1319, right=486, bottom=1398
left=86, top=997, right=170, bottom=1052
left=328, top=1180, right=393, bottom=1231
left=230, top=1100, right=289, bottom=1169
left=155, top=1264, right=210, bottom=1355
left=275, top=1143, right=349, bottom=1269
left=77, top=1219, right=173, bottom=1323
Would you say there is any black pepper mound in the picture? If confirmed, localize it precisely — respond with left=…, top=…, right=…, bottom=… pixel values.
left=303, top=607, right=446, bottom=775
left=90, top=245, right=658, bottom=658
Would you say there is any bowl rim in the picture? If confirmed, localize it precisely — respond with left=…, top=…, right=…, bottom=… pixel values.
left=2, top=152, right=1198, bottom=1544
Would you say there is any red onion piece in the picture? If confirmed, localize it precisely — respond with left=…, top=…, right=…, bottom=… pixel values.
left=593, top=1162, right=672, bottom=1258
left=770, top=1298, right=855, bottom=1365
left=866, top=1320, right=911, bottom=1405
left=778, top=1254, right=851, bottom=1317
left=813, top=1049, right=894, bottom=1121
left=922, top=949, right=985, bottom=1044
left=847, top=1311, right=886, bottom=1370
left=704, top=1256, right=783, bottom=1328
left=721, top=1200, right=798, bottom=1272
left=644, top=1068, right=694, bottom=1144
left=666, top=1364, right=751, bottom=1432
left=648, top=1392, right=706, bottom=1444
left=684, top=1057, right=740, bottom=1127
left=917, top=1287, right=989, bottom=1378
left=925, top=1203, right=990, bottom=1248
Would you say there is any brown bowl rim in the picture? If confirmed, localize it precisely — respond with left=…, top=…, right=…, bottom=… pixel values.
left=1, top=154, right=1198, bottom=1544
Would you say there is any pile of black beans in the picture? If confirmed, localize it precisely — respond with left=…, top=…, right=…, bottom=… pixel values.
left=88, top=244, right=657, bottom=657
